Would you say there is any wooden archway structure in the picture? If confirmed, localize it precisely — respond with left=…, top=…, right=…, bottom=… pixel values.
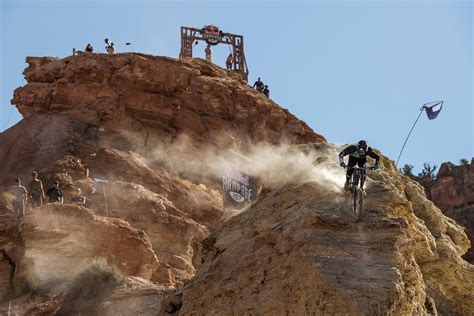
left=179, top=25, right=249, bottom=81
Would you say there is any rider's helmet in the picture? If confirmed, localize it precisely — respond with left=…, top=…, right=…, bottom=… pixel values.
left=357, top=140, right=368, bottom=152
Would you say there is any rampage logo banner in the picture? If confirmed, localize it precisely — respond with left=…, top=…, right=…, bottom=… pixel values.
left=222, top=168, right=252, bottom=205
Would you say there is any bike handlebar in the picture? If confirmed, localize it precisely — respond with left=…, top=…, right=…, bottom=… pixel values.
left=343, top=165, right=378, bottom=170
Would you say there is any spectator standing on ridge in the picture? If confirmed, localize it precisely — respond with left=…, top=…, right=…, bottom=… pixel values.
left=226, top=53, right=233, bottom=70
left=70, top=187, right=86, bottom=206
left=205, top=45, right=212, bottom=62
left=12, top=178, right=28, bottom=218
left=29, top=171, right=45, bottom=208
left=85, top=43, right=93, bottom=53
left=46, top=180, right=64, bottom=204
left=263, top=85, right=270, bottom=98
left=106, top=42, right=116, bottom=54
left=104, top=38, right=116, bottom=54
left=253, top=77, right=264, bottom=93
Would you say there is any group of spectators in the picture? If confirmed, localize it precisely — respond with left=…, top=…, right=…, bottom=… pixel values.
left=252, top=77, right=270, bottom=98
left=11, top=171, right=86, bottom=219
left=73, top=38, right=117, bottom=56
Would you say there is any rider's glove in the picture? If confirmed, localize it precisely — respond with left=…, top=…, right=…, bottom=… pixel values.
left=373, top=163, right=379, bottom=170
left=340, top=162, right=346, bottom=168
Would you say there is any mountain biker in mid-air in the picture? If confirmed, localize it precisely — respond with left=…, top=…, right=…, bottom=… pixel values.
left=339, top=140, right=380, bottom=191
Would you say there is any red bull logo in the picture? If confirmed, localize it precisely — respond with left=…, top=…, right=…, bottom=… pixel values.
left=202, top=25, right=222, bottom=45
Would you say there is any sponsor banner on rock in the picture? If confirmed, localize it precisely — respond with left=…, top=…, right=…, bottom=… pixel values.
left=222, top=167, right=253, bottom=207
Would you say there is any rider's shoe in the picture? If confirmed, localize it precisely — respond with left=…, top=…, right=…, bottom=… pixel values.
left=362, top=189, right=366, bottom=196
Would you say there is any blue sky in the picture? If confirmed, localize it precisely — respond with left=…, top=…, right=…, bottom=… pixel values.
left=1, top=0, right=472, bottom=173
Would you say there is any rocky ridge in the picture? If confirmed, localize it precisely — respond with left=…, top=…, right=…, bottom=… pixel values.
left=0, top=53, right=472, bottom=314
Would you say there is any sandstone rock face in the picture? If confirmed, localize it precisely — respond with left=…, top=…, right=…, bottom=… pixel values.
left=432, top=161, right=474, bottom=262
left=1, top=54, right=472, bottom=314
left=11, top=53, right=324, bottom=153
left=179, top=144, right=474, bottom=315
left=82, top=148, right=223, bottom=230
left=445, top=207, right=474, bottom=262
left=0, top=277, right=169, bottom=316
left=0, top=115, right=74, bottom=186
left=96, top=277, right=170, bottom=316
left=10, top=204, right=168, bottom=294
left=5, top=53, right=324, bottom=188
left=431, top=160, right=474, bottom=211
left=84, top=180, right=215, bottom=286
left=416, top=160, right=474, bottom=262
left=0, top=53, right=325, bottom=296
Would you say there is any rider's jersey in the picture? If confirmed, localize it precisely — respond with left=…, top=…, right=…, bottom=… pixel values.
left=339, top=145, right=380, bottom=162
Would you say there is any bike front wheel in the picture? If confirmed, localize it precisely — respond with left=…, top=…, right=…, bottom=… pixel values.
left=353, top=187, right=363, bottom=222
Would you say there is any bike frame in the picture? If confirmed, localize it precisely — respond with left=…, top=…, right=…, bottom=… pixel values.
left=351, top=166, right=366, bottom=190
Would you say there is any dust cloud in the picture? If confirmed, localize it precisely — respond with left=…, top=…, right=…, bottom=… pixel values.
left=150, top=135, right=347, bottom=194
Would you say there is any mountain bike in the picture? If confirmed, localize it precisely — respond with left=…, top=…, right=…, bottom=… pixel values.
left=346, top=165, right=376, bottom=222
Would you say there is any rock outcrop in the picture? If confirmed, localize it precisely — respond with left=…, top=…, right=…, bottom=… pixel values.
left=8, top=54, right=324, bottom=180
left=179, top=144, right=474, bottom=315
left=83, top=180, right=216, bottom=285
left=11, top=205, right=168, bottom=292
left=3, top=53, right=324, bottom=186
left=429, top=160, right=474, bottom=211
left=0, top=53, right=326, bottom=297
left=0, top=277, right=171, bottom=316
left=0, top=53, right=472, bottom=314
left=417, top=160, right=474, bottom=262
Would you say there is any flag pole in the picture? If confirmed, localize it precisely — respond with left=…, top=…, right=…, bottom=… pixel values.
left=396, top=107, right=425, bottom=168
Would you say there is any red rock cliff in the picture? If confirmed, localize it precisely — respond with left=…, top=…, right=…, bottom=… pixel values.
left=0, top=53, right=326, bottom=313
left=0, top=53, right=472, bottom=315
left=420, top=160, right=474, bottom=262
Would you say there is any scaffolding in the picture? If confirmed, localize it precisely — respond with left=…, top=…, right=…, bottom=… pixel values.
left=179, top=25, right=249, bottom=81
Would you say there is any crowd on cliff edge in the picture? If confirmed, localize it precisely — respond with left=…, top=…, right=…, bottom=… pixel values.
left=10, top=171, right=86, bottom=219
left=73, top=39, right=271, bottom=99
